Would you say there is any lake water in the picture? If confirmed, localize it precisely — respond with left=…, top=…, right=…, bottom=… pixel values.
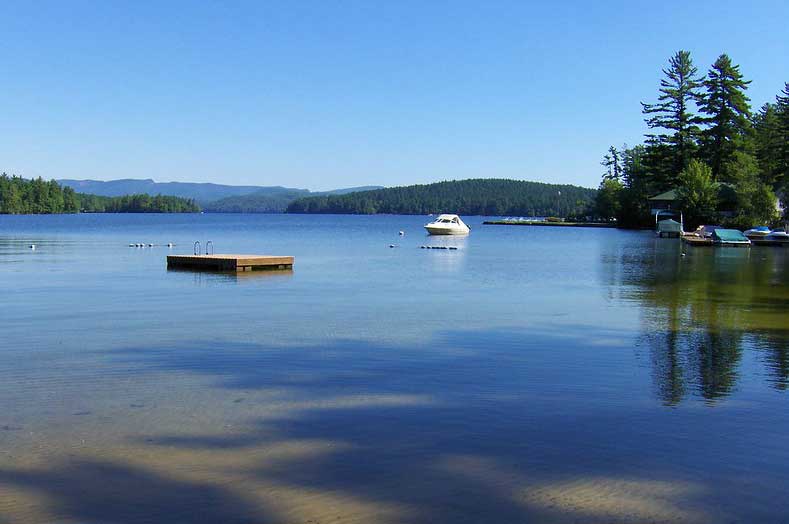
left=1, top=214, right=788, bottom=523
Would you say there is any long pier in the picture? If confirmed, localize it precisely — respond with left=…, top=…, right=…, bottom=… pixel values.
left=167, top=254, right=294, bottom=272
left=483, top=220, right=616, bottom=228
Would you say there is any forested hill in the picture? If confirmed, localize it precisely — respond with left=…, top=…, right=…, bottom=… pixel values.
left=0, top=174, right=199, bottom=214
left=57, top=178, right=268, bottom=203
left=58, top=178, right=385, bottom=210
left=286, top=179, right=596, bottom=217
left=204, top=186, right=383, bottom=213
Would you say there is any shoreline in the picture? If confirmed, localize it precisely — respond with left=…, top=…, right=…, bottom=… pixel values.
left=483, top=220, right=617, bottom=228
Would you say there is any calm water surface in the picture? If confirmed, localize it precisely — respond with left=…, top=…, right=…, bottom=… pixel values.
left=0, top=214, right=787, bottom=523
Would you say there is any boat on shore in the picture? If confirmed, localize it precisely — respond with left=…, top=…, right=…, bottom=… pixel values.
left=424, top=214, right=470, bottom=235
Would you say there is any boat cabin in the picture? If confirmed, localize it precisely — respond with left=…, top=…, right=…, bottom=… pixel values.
left=433, top=214, right=463, bottom=224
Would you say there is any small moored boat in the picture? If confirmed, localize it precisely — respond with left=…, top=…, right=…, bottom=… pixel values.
left=712, top=229, right=751, bottom=246
left=656, top=218, right=682, bottom=238
left=765, top=230, right=789, bottom=242
left=743, top=226, right=771, bottom=240
left=424, top=214, right=471, bottom=235
left=693, top=225, right=724, bottom=238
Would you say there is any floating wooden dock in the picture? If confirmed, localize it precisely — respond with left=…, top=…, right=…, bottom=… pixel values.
left=681, top=235, right=713, bottom=247
left=681, top=235, right=756, bottom=247
left=167, top=254, right=294, bottom=272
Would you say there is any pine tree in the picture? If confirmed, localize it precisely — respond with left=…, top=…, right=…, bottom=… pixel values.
left=601, top=145, right=623, bottom=181
left=641, top=50, right=704, bottom=181
left=775, top=83, right=789, bottom=193
left=698, top=54, right=752, bottom=181
left=753, top=103, right=783, bottom=188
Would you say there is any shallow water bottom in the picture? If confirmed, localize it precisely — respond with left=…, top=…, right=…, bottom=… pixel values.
left=1, top=214, right=788, bottom=523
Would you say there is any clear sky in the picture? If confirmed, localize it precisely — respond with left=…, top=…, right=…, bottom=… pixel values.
left=1, top=1, right=787, bottom=190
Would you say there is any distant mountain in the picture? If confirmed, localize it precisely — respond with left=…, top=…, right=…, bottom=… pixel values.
left=314, top=186, right=383, bottom=196
left=0, top=175, right=199, bottom=214
left=286, top=179, right=597, bottom=217
left=202, top=188, right=310, bottom=213
left=57, top=179, right=285, bottom=204
left=57, top=178, right=385, bottom=213
left=203, top=186, right=384, bottom=213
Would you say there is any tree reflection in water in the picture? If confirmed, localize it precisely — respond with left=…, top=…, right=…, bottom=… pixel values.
left=603, top=237, right=789, bottom=404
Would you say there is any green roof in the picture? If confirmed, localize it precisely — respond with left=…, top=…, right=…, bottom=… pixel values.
left=648, top=189, right=678, bottom=201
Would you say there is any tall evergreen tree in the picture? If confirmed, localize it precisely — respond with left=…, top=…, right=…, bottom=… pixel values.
left=601, top=145, right=623, bottom=181
left=620, top=145, right=648, bottom=189
left=641, top=50, right=704, bottom=182
left=698, top=54, right=752, bottom=181
left=753, top=103, right=783, bottom=188
left=775, top=83, right=789, bottom=194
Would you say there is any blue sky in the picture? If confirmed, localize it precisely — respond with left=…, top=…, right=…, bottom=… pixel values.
left=1, top=1, right=787, bottom=190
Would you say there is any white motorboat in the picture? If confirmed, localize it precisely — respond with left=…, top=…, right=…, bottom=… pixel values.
left=424, top=214, right=470, bottom=235
left=765, top=230, right=789, bottom=242
left=743, top=226, right=771, bottom=239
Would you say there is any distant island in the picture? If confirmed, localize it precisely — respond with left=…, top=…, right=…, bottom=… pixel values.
left=286, top=179, right=596, bottom=217
left=0, top=175, right=199, bottom=214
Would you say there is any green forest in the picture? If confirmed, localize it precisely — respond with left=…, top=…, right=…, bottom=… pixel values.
left=203, top=188, right=310, bottom=213
left=595, top=51, right=788, bottom=229
left=0, top=174, right=200, bottom=214
left=286, top=179, right=596, bottom=217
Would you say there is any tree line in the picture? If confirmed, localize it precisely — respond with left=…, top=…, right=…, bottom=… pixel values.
left=595, top=51, right=788, bottom=229
left=0, top=174, right=200, bottom=214
left=204, top=188, right=311, bottom=213
left=286, top=178, right=596, bottom=217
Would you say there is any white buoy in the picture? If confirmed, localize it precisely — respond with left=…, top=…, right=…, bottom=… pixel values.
left=167, top=243, right=174, bottom=248
left=29, top=244, right=36, bottom=250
